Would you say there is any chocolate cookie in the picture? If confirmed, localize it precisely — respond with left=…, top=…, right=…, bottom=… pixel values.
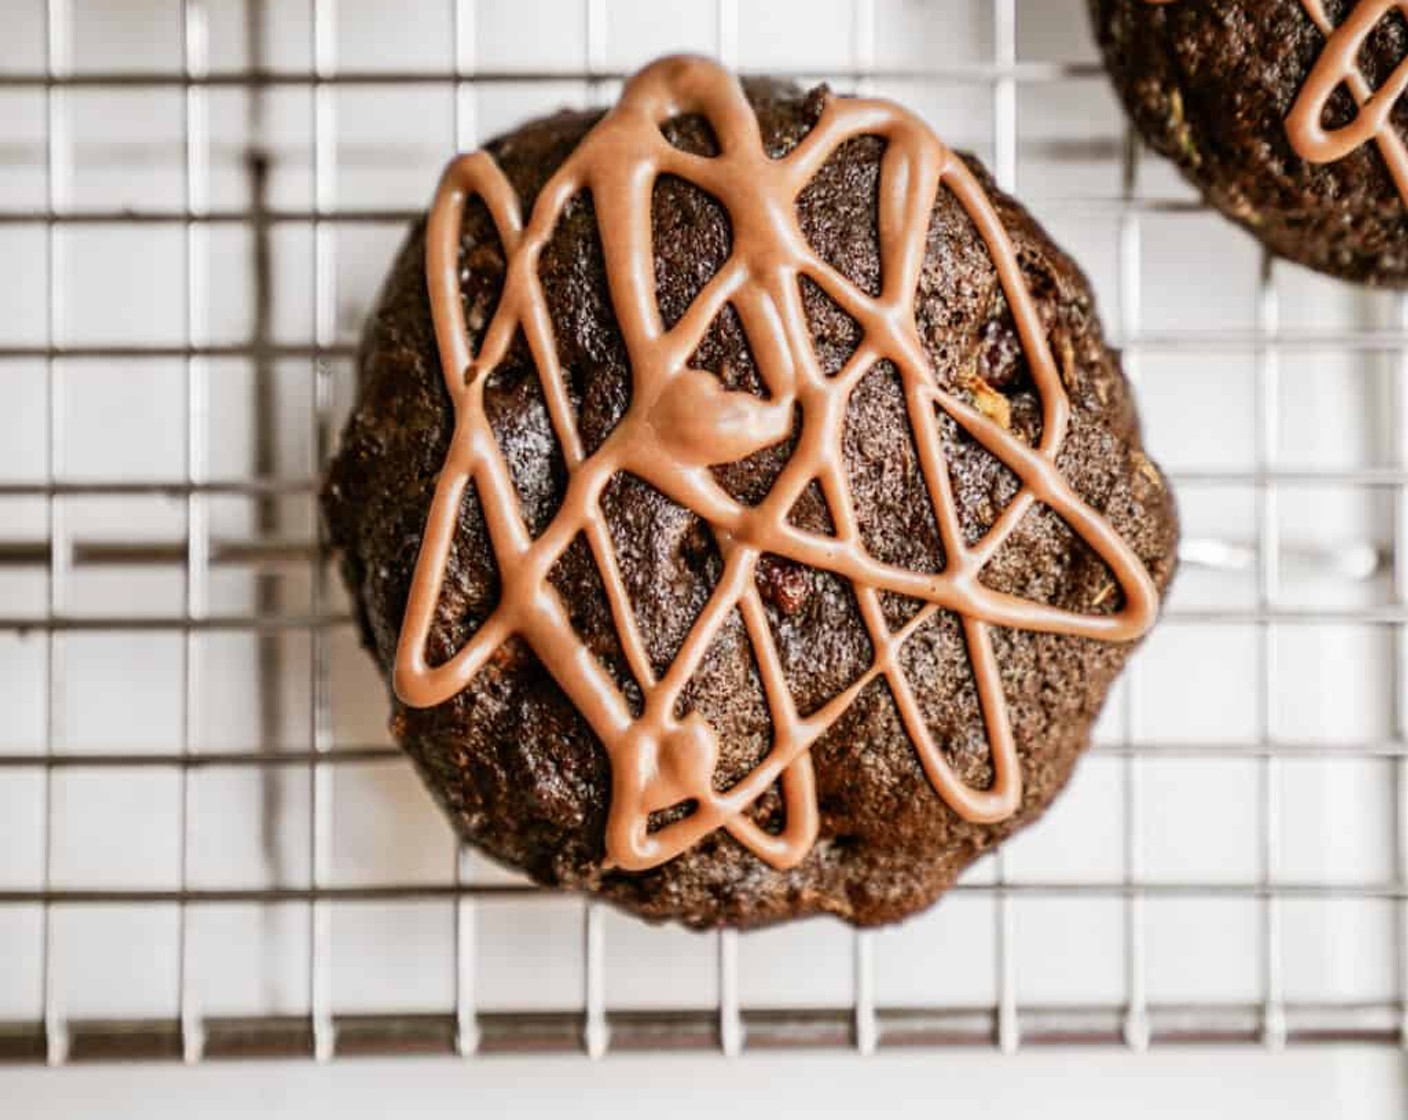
left=1090, top=0, right=1408, bottom=285
left=322, top=56, right=1178, bottom=928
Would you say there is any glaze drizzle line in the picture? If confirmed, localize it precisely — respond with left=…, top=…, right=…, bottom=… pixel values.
left=394, top=55, right=1159, bottom=873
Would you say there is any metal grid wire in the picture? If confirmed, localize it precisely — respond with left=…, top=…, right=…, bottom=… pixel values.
left=0, top=0, right=1406, bottom=1063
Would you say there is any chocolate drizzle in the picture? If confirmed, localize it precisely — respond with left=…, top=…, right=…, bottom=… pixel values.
left=1145, top=0, right=1408, bottom=204
left=395, top=56, right=1159, bottom=873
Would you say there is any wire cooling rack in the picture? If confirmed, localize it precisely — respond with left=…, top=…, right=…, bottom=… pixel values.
left=0, top=0, right=1406, bottom=1064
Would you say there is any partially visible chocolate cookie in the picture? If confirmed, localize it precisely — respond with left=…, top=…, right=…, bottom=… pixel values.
left=323, top=57, right=1178, bottom=928
left=1090, top=0, right=1408, bottom=286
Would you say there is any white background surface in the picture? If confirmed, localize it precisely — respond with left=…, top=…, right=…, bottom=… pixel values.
left=1, top=0, right=1407, bottom=1114
left=5, top=1049, right=1406, bottom=1118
